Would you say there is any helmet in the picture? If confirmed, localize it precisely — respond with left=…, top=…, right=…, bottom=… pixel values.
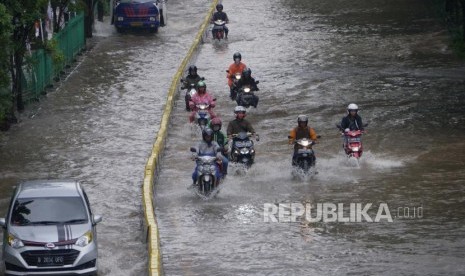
left=234, top=106, right=246, bottom=119
left=202, top=128, right=214, bottom=142
left=188, top=65, right=197, bottom=75
left=234, top=106, right=246, bottom=113
left=211, top=117, right=222, bottom=131
left=297, top=115, right=308, bottom=123
left=233, top=52, right=242, bottom=61
left=216, top=3, right=223, bottom=11
left=242, top=67, right=251, bottom=78
left=347, top=103, right=359, bottom=112
left=196, top=80, right=206, bottom=90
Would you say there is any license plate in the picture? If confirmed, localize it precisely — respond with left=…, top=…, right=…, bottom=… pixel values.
left=130, top=22, right=143, bottom=27
left=37, top=255, right=64, bottom=266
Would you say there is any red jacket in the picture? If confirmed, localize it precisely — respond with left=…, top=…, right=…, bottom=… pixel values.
left=227, top=62, right=247, bottom=87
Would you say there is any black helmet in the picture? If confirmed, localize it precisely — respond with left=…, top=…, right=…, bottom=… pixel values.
left=188, top=65, right=197, bottom=75
left=216, top=3, right=223, bottom=11
left=242, top=67, right=251, bottom=78
left=202, top=128, right=214, bottom=142
left=233, top=52, right=242, bottom=61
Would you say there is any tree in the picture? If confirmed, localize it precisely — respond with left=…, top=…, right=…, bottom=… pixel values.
left=1, top=0, right=48, bottom=114
left=0, top=3, right=12, bottom=129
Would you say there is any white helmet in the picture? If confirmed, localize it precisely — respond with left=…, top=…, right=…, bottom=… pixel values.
left=234, top=106, right=246, bottom=113
left=347, top=103, right=359, bottom=112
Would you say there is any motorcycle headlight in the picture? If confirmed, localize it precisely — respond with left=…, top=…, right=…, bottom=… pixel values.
left=8, top=234, right=24, bottom=249
left=75, top=231, right=93, bottom=247
left=117, top=17, right=124, bottom=21
left=352, top=147, right=359, bottom=152
left=240, top=148, right=249, bottom=154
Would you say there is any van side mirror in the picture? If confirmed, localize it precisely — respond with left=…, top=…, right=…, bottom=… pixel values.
left=190, top=147, right=197, bottom=153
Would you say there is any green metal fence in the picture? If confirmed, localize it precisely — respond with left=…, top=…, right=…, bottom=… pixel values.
left=22, top=13, right=85, bottom=102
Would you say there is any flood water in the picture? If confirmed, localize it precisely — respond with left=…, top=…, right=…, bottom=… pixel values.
left=154, top=0, right=465, bottom=275
left=0, top=0, right=464, bottom=275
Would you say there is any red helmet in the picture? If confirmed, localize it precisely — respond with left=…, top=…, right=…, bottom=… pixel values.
left=211, top=117, right=222, bottom=131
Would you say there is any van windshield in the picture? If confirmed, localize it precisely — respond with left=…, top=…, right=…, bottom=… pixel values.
left=11, top=197, right=88, bottom=226
left=119, top=0, right=156, bottom=3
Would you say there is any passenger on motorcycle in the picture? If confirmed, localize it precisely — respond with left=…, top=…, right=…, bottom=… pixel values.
left=191, top=128, right=223, bottom=185
left=182, top=65, right=203, bottom=110
left=211, top=4, right=229, bottom=38
left=236, top=67, right=259, bottom=108
left=340, top=103, right=364, bottom=146
left=288, top=115, right=318, bottom=166
left=227, top=106, right=256, bottom=137
left=227, top=52, right=247, bottom=98
left=210, top=117, right=229, bottom=175
left=189, top=81, right=217, bottom=123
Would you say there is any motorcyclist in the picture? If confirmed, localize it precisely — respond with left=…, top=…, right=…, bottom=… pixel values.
left=227, top=106, right=256, bottom=137
left=210, top=117, right=229, bottom=175
left=227, top=52, right=247, bottom=99
left=340, top=103, right=364, bottom=148
left=288, top=115, right=318, bottom=166
left=340, top=103, right=364, bottom=131
left=236, top=67, right=259, bottom=108
left=191, top=128, right=223, bottom=186
left=211, top=3, right=229, bottom=38
left=182, top=65, right=203, bottom=111
left=189, top=81, right=217, bottom=123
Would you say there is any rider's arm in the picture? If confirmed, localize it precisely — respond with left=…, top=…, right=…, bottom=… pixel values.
left=247, top=121, right=256, bottom=134
left=357, top=116, right=364, bottom=131
left=310, top=128, right=318, bottom=142
left=340, top=117, right=348, bottom=131
left=289, top=128, right=296, bottom=144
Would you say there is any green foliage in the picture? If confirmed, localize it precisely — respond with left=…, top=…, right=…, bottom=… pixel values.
left=0, top=4, right=12, bottom=88
left=45, top=38, right=65, bottom=65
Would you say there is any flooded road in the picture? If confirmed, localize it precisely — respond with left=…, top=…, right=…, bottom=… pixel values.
left=155, top=0, right=465, bottom=275
left=0, top=0, right=211, bottom=275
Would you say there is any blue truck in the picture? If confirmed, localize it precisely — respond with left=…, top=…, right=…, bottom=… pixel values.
left=111, top=0, right=166, bottom=33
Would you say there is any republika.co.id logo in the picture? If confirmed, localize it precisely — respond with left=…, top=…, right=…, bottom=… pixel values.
left=263, top=203, right=423, bottom=223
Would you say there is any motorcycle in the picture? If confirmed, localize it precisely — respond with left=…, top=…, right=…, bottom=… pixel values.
left=212, top=20, right=226, bottom=40
left=289, top=136, right=320, bottom=176
left=226, top=70, right=242, bottom=100
left=190, top=148, right=223, bottom=198
left=236, top=82, right=259, bottom=108
left=194, top=103, right=212, bottom=131
left=181, top=77, right=204, bottom=111
left=336, top=124, right=368, bottom=162
left=229, top=132, right=259, bottom=169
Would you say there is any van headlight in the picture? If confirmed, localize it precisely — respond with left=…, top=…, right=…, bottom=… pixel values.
left=75, top=231, right=93, bottom=247
left=117, top=17, right=124, bottom=21
left=149, top=17, right=156, bottom=21
left=8, top=234, right=24, bottom=249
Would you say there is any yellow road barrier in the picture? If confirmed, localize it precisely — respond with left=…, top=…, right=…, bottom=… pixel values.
left=142, top=0, right=220, bottom=275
